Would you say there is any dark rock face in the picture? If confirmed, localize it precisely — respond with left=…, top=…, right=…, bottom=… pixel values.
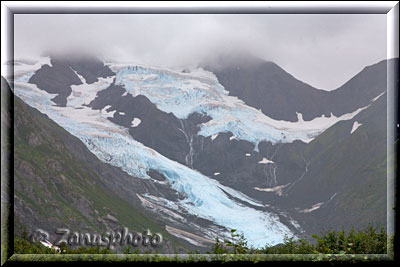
left=193, top=132, right=256, bottom=179
left=147, top=169, right=166, bottom=181
left=28, top=55, right=115, bottom=106
left=87, top=80, right=214, bottom=167
left=87, top=82, right=190, bottom=165
left=208, top=60, right=329, bottom=122
left=83, top=58, right=391, bottom=239
left=206, top=55, right=387, bottom=122
left=50, top=55, right=115, bottom=84
left=328, top=60, right=388, bottom=116
left=13, top=55, right=395, bottom=250
left=28, top=64, right=82, bottom=106
left=10, top=81, right=194, bottom=253
left=279, top=93, right=388, bottom=235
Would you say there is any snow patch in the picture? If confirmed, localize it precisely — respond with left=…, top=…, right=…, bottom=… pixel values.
left=112, top=64, right=370, bottom=146
left=258, top=157, right=274, bottom=164
left=102, top=108, right=116, bottom=118
left=67, top=76, right=114, bottom=107
left=70, top=68, right=86, bottom=83
left=101, top=105, right=111, bottom=112
left=13, top=65, right=300, bottom=248
left=254, top=184, right=290, bottom=197
left=40, top=240, right=60, bottom=252
left=372, top=91, right=385, bottom=102
left=165, top=225, right=214, bottom=247
left=350, top=121, right=362, bottom=134
left=131, top=118, right=141, bottom=128
left=136, top=194, right=185, bottom=222
left=299, top=203, right=324, bottom=213
left=298, top=193, right=337, bottom=213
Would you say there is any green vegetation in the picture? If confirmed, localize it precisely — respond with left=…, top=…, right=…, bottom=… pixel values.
left=210, top=226, right=390, bottom=255
left=5, top=76, right=392, bottom=263
left=11, top=225, right=393, bottom=263
left=14, top=237, right=111, bottom=255
left=12, top=93, right=183, bottom=252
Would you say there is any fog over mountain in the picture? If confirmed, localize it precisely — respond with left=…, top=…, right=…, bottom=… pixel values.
left=7, top=10, right=395, bottom=253
left=14, top=14, right=387, bottom=90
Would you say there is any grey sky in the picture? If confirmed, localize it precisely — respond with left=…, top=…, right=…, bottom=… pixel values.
left=14, top=14, right=387, bottom=90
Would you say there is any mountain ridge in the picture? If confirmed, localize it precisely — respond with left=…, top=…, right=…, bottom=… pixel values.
left=206, top=56, right=391, bottom=122
left=7, top=54, right=395, bottom=250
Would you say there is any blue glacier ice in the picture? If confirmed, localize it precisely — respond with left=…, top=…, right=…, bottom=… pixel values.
left=13, top=70, right=297, bottom=248
left=11, top=60, right=370, bottom=247
left=113, top=66, right=328, bottom=146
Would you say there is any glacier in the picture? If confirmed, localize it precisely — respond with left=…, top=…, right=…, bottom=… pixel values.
left=12, top=61, right=298, bottom=248
left=111, top=64, right=368, bottom=146
left=11, top=58, right=375, bottom=248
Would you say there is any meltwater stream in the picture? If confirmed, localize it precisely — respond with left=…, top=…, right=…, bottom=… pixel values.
left=111, top=64, right=368, bottom=148
left=13, top=68, right=296, bottom=248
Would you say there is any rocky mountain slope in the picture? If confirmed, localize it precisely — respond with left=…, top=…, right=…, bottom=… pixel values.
left=6, top=54, right=396, bottom=250
left=206, top=53, right=388, bottom=122
left=3, top=78, right=194, bottom=253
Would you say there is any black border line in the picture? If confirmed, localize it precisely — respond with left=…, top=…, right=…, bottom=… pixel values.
left=1, top=2, right=399, bottom=264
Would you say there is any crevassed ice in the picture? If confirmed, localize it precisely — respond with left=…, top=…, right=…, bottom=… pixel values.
left=13, top=73, right=296, bottom=248
left=113, top=65, right=369, bottom=146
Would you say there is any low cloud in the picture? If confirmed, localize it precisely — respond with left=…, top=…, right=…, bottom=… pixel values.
left=14, top=14, right=387, bottom=90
